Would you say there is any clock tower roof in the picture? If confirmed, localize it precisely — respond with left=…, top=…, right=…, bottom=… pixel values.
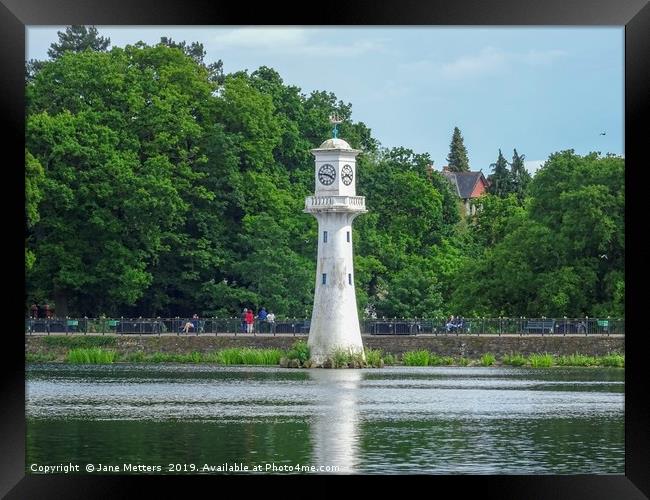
left=312, top=138, right=361, bottom=155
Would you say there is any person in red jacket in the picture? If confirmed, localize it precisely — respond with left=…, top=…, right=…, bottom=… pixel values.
left=245, top=309, right=255, bottom=334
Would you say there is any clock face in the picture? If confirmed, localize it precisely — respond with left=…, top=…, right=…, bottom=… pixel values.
left=341, top=165, right=353, bottom=185
left=318, top=164, right=336, bottom=186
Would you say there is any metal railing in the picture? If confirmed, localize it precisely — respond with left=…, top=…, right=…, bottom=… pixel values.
left=24, top=317, right=624, bottom=336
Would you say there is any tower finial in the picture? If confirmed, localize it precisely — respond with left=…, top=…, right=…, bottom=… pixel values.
left=329, top=114, right=342, bottom=139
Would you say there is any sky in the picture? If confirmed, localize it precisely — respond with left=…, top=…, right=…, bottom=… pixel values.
left=27, top=26, right=624, bottom=174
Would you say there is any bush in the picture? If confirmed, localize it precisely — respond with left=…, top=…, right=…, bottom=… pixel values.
left=286, top=340, right=310, bottom=364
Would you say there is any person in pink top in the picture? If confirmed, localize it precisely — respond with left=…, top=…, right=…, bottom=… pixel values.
left=245, top=309, right=255, bottom=334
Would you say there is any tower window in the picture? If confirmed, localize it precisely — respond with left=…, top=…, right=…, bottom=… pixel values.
left=323, top=231, right=328, bottom=243
left=348, top=273, right=352, bottom=285
left=347, top=231, right=350, bottom=242
left=322, top=273, right=327, bottom=285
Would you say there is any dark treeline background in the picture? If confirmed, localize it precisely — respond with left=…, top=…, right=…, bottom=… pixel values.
left=25, top=29, right=624, bottom=319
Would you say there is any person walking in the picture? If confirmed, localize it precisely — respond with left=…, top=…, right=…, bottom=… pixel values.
left=245, top=308, right=255, bottom=334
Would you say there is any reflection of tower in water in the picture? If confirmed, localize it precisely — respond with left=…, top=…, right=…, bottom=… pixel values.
left=309, top=369, right=361, bottom=473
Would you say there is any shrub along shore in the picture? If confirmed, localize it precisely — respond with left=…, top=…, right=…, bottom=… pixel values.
left=26, top=338, right=624, bottom=368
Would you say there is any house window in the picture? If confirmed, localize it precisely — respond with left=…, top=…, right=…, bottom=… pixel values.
left=348, top=273, right=352, bottom=285
left=322, top=273, right=327, bottom=285
left=323, top=231, right=328, bottom=243
left=347, top=231, right=350, bottom=242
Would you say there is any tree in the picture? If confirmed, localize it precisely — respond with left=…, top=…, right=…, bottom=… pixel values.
left=446, top=126, right=470, bottom=172
left=510, top=148, right=532, bottom=201
left=25, top=150, right=44, bottom=272
left=487, top=149, right=512, bottom=197
left=26, top=44, right=215, bottom=316
left=47, top=26, right=110, bottom=60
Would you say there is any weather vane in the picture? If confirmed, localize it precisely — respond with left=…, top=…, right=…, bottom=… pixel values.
left=329, top=114, right=342, bottom=139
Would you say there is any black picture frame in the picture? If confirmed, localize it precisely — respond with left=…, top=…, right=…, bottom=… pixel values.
left=3, top=0, right=647, bottom=497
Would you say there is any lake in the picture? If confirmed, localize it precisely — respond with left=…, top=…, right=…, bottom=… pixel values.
left=26, top=364, right=624, bottom=474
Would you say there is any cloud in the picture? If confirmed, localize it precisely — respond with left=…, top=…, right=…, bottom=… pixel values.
left=211, top=28, right=383, bottom=57
left=441, top=47, right=509, bottom=79
left=524, top=160, right=546, bottom=174
left=439, top=46, right=568, bottom=80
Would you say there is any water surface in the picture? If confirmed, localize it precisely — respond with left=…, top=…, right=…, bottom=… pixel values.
left=26, top=365, right=624, bottom=474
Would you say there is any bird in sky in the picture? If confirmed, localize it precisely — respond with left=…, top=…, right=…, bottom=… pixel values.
left=599, top=254, right=608, bottom=259
left=600, top=131, right=606, bottom=135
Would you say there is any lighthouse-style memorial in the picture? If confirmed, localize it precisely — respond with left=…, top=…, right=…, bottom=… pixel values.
left=305, top=116, right=367, bottom=366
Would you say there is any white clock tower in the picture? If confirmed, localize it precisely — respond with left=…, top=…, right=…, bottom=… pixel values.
left=304, top=117, right=367, bottom=366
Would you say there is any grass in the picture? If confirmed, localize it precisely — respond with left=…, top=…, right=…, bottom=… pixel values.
left=480, top=353, right=496, bottom=366
left=67, top=348, right=118, bottom=364
left=382, top=353, right=396, bottom=366
left=600, top=353, right=625, bottom=367
left=502, top=353, right=527, bottom=366
left=556, top=354, right=598, bottom=367
left=402, top=350, right=430, bottom=366
left=214, top=348, right=284, bottom=365
left=528, top=353, right=554, bottom=367
left=364, top=348, right=383, bottom=368
left=26, top=352, right=57, bottom=363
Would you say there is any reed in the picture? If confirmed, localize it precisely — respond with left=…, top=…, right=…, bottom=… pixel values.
left=456, top=357, right=470, bottom=366
left=382, top=353, right=396, bottom=366
left=364, top=348, right=383, bottom=368
left=528, top=353, right=554, bottom=368
left=402, top=350, right=430, bottom=366
left=331, top=349, right=352, bottom=368
left=215, top=347, right=284, bottom=365
left=480, top=353, right=496, bottom=366
left=502, top=353, right=527, bottom=366
left=26, top=352, right=57, bottom=363
left=556, top=354, right=596, bottom=366
left=600, top=353, right=624, bottom=368
left=67, top=347, right=117, bottom=364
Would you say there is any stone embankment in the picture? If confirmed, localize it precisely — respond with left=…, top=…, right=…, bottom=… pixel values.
left=25, top=334, right=624, bottom=358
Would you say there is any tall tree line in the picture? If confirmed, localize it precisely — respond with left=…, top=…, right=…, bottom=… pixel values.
left=25, top=28, right=624, bottom=319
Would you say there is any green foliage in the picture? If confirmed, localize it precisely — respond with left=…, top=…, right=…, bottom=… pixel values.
left=25, top=32, right=624, bottom=321
left=382, top=353, right=396, bottom=366
left=364, top=348, right=383, bottom=368
left=286, top=340, right=310, bottom=364
left=600, top=353, right=625, bottom=368
left=446, top=126, right=470, bottom=172
left=528, top=353, right=554, bottom=368
left=456, top=356, right=470, bottom=366
left=402, top=350, right=431, bottom=366
left=502, top=353, right=527, bottom=366
left=555, top=354, right=597, bottom=367
left=452, top=151, right=624, bottom=317
left=67, top=348, right=117, bottom=364
left=26, top=353, right=57, bottom=363
left=487, top=149, right=512, bottom=197
left=510, top=149, right=531, bottom=201
left=215, top=348, right=284, bottom=365
left=480, top=353, right=496, bottom=366
left=47, top=25, right=111, bottom=60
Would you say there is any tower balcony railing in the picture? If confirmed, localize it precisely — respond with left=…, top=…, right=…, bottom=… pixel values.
left=304, top=195, right=366, bottom=212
